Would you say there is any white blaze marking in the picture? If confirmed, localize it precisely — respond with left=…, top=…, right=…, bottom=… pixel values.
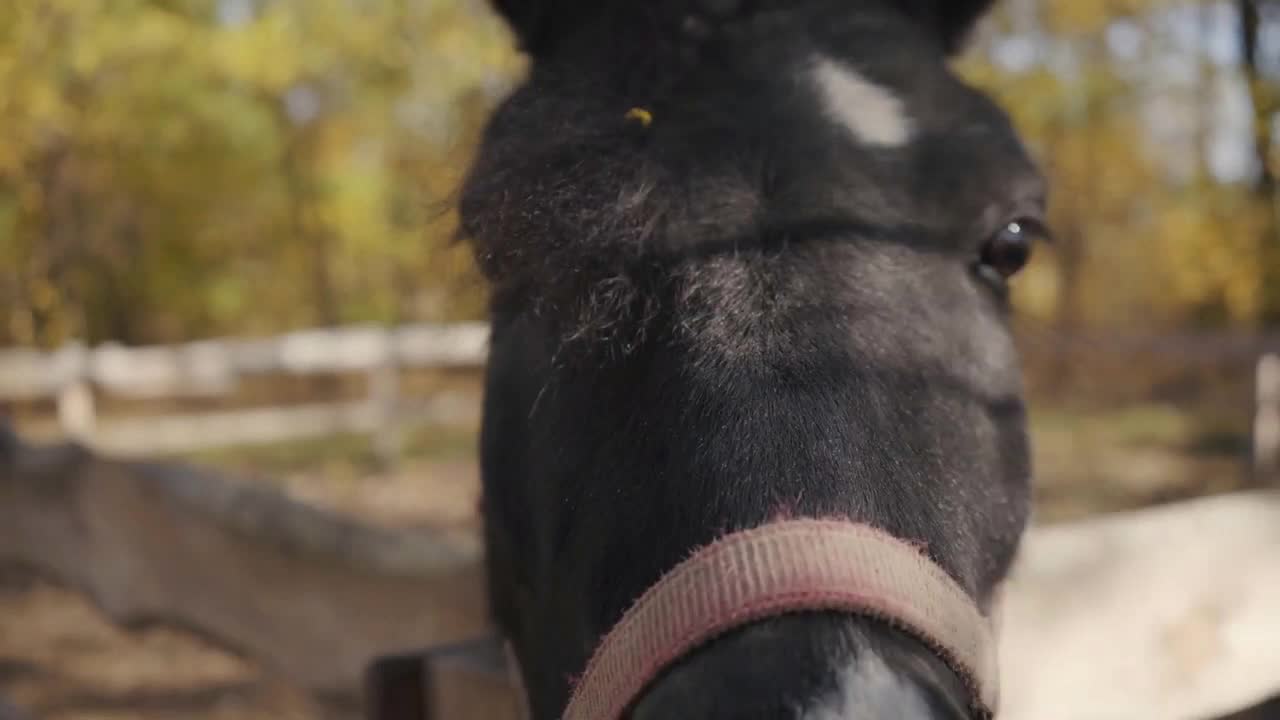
left=800, top=652, right=937, bottom=719
left=811, top=56, right=913, bottom=148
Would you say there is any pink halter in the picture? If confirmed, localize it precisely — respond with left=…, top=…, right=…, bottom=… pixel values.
left=559, top=519, right=1000, bottom=719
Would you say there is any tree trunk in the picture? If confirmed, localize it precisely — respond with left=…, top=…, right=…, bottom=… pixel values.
left=281, top=133, right=341, bottom=330
left=1197, top=1, right=1217, bottom=183
left=1241, top=0, right=1274, bottom=191
left=1044, top=47, right=1097, bottom=396
left=1239, top=0, right=1280, bottom=321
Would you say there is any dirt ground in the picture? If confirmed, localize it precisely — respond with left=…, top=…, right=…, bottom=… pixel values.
left=0, top=407, right=1259, bottom=720
left=0, top=450, right=483, bottom=720
left=0, top=571, right=320, bottom=720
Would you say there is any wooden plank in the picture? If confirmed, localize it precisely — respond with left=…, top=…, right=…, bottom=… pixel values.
left=0, top=322, right=490, bottom=401
left=90, top=340, right=238, bottom=397
left=394, top=324, right=489, bottom=368
left=0, top=343, right=87, bottom=400
left=79, top=393, right=477, bottom=457
left=364, top=637, right=524, bottom=720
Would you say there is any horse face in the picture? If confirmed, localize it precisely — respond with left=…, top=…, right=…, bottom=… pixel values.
left=462, top=1, right=1041, bottom=717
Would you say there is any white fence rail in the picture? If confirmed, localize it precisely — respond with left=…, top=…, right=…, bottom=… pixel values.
left=2, top=325, right=1279, bottom=482
left=0, top=322, right=489, bottom=458
left=0, top=322, right=489, bottom=400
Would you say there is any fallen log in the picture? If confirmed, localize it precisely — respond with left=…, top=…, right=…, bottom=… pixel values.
left=2, top=427, right=1278, bottom=719
left=0, top=426, right=489, bottom=704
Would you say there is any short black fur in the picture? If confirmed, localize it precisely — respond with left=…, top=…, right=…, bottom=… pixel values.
left=461, top=1, right=1043, bottom=717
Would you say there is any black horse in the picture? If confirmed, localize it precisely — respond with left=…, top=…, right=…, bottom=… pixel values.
left=460, top=0, right=1047, bottom=717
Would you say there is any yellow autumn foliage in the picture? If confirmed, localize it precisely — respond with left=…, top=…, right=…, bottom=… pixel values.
left=0, top=0, right=1274, bottom=347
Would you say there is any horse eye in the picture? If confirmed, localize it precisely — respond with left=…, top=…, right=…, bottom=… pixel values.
left=979, top=219, right=1044, bottom=279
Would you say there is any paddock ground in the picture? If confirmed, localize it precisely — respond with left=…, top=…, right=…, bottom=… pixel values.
left=0, top=406, right=1258, bottom=720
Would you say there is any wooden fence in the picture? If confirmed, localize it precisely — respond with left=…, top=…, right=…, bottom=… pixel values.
left=0, top=323, right=489, bottom=459
left=1, top=323, right=1279, bottom=478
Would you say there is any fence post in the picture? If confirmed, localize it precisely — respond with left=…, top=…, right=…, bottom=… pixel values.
left=1254, top=353, right=1280, bottom=483
left=55, top=343, right=95, bottom=444
left=57, top=380, right=96, bottom=443
left=369, top=330, right=402, bottom=469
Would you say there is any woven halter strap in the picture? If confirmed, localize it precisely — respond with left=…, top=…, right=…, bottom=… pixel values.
left=560, top=519, right=999, bottom=720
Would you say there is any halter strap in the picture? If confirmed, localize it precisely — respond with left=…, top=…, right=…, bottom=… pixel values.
left=560, top=520, right=999, bottom=720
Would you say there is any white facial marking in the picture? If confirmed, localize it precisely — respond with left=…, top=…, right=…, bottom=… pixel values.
left=811, top=56, right=913, bottom=148
left=800, top=653, right=936, bottom=719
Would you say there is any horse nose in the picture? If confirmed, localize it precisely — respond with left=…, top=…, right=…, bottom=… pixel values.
left=628, top=615, right=975, bottom=720
left=802, top=650, right=973, bottom=720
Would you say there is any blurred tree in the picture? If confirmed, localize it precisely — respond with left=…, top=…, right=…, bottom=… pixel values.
left=1237, top=0, right=1280, bottom=320
left=1, top=0, right=1279, bottom=349
left=0, top=0, right=520, bottom=347
left=964, top=0, right=1274, bottom=339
